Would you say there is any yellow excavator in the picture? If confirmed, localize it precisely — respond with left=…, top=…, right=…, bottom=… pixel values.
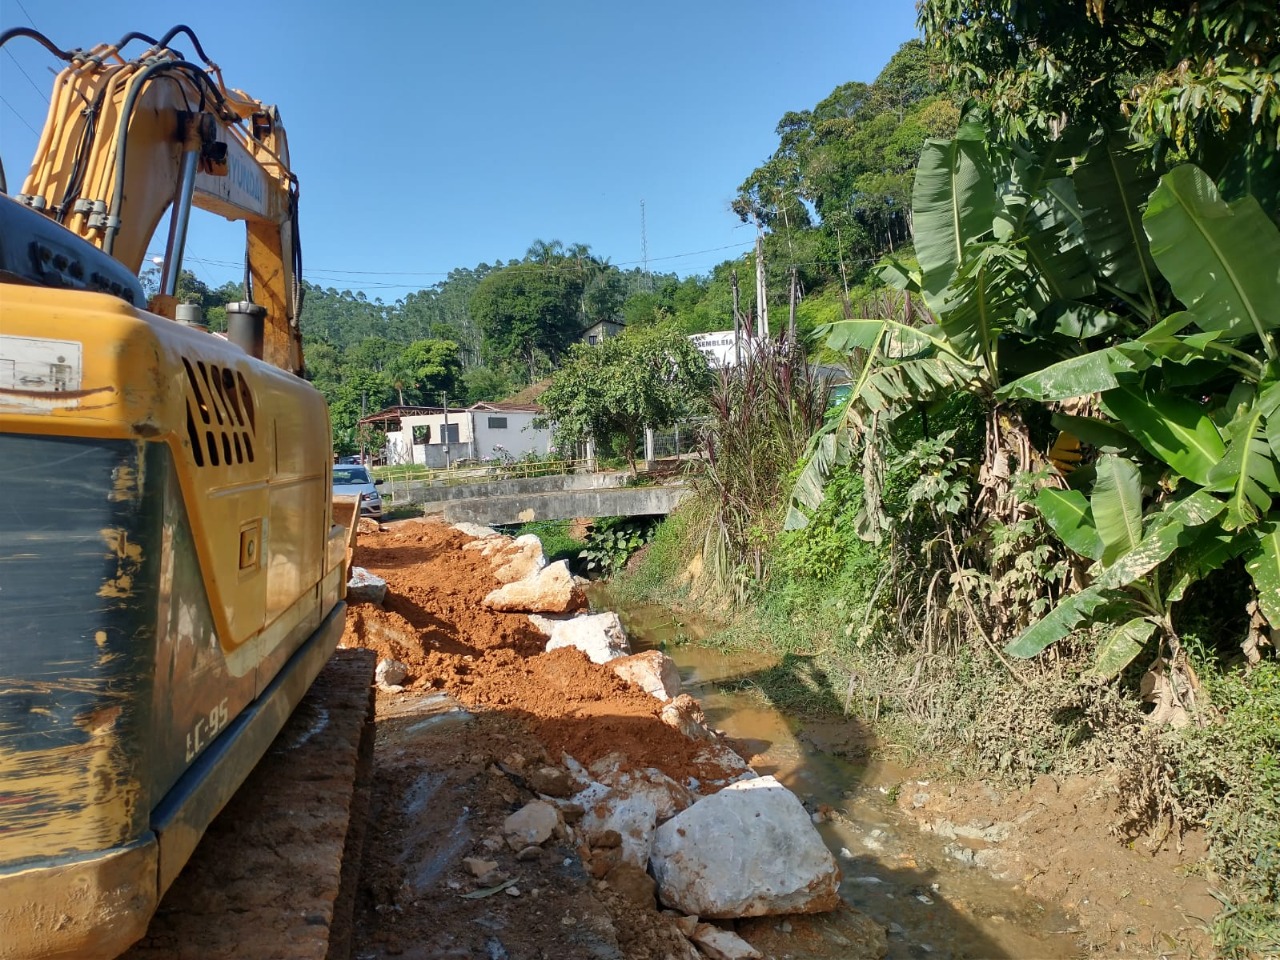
left=0, top=26, right=353, bottom=959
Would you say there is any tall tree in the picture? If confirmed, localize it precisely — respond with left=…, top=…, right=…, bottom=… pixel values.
left=470, top=262, right=585, bottom=382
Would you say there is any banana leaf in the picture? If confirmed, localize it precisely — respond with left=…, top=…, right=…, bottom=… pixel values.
left=1092, top=617, right=1158, bottom=679
left=1101, top=384, right=1225, bottom=486
left=1072, top=134, right=1160, bottom=303
left=1144, top=164, right=1280, bottom=348
left=913, top=134, right=996, bottom=308
left=1091, top=454, right=1144, bottom=565
left=1036, top=487, right=1103, bottom=559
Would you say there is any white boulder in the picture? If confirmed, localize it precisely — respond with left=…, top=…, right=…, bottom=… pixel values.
left=649, top=776, right=842, bottom=918
left=574, top=781, right=659, bottom=868
left=660, top=694, right=716, bottom=741
left=611, top=650, right=682, bottom=701
left=375, top=658, right=408, bottom=688
left=527, top=613, right=578, bottom=636
left=502, top=800, right=560, bottom=849
left=454, top=522, right=501, bottom=540
left=483, top=560, right=585, bottom=613
left=544, top=612, right=631, bottom=664
left=690, top=742, right=758, bottom=794
left=491, top=533, right=546, bottom=584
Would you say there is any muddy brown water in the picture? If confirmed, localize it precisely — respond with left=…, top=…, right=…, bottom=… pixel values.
left=598, top=594, right=1085, bottom=960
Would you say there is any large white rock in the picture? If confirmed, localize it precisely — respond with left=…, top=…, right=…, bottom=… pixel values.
left=483, top=560, right=585, bottom=613
left=585, top=755, right=695, bottom=823
left=527, top=613, right=578, bottom=636
left=575, top=782, right=659, bottom=868
left=544, top=612, right=631, bottom=664
left=690, top=742, right=758, bottom=794
left=454, top=521, right=502, bottom=540
left=491, top=533, right=547, bottom=584
left=649, top=776, right=842, bottom=918
left=502, top=800, right=560, bottom=849
left=375, top=658, right=408, bottom=687
left=611, top=650, right=682, bottom=701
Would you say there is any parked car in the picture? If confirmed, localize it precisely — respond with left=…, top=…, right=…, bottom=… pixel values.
left=332, top=464, right=384, bottom=519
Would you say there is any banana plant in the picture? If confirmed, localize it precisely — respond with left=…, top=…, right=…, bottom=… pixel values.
left=999, top=163, right=1280, bottom=655
left=1011, top=455, right=1231, bottom=679
left=787, top=125, right=1158, bottom=530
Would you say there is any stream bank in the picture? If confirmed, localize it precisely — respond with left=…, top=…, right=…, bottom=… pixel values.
left=596, top=592, right=1221, bottom=959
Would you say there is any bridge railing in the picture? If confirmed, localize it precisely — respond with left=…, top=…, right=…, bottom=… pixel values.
left=373, top=458, right=594, bottom=504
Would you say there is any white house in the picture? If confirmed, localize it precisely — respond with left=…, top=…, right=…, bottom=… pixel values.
left=380, top=401, right=553, bottom=467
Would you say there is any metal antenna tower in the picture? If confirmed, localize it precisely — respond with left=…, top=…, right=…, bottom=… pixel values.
left=640, top=199, right=652, bottom=290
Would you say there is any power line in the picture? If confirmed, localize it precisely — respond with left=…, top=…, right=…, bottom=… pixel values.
left=3, top=48, right=50, bottom=103
left=0, top=92, right=40, bottom=135
left=13, top=0, right=41, bottom=29
left=183, top=240, right=755, bottom=279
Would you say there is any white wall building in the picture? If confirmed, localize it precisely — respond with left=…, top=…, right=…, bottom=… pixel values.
left=386, top=401, right=552, bottom=467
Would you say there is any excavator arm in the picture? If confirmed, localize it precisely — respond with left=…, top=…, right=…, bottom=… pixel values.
left=8, top=25, right=304, bottom=373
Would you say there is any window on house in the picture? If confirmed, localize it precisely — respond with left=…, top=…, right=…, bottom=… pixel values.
left=588, top=335, right=598, bottom=345
left=443, top=423, right=460, bottom=443
left=488, top=416, right=508, bottom=429
left=412, top=425, right=430, bottom=444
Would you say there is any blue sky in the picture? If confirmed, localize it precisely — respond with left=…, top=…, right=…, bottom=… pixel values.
left=1, top=1, right=920, bottom=300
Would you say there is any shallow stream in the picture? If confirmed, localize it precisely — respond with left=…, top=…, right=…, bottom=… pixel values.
left=601, top=594, right=1085, bottom=960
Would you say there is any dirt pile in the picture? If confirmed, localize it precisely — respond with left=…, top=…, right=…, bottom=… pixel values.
left=341, top=518, right=726, bottom=781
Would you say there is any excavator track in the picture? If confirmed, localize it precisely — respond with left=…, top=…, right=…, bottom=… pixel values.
left=120, top=650, right=376, bottom=960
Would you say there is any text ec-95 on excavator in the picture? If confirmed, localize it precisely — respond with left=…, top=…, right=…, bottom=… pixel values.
left=0, top=25, right=356, bottom=959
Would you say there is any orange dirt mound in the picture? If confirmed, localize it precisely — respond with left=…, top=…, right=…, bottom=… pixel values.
left=344, top=518, right=721, bottom=783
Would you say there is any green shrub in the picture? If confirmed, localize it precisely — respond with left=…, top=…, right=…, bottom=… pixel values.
left=579, top=516, right=659, bottom=577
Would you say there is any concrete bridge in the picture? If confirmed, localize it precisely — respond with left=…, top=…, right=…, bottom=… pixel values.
left=391, top=471, right=690, bottom=525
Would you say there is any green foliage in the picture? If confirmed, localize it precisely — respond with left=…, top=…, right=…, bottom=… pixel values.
left=1174, top=660, right=1280, bottom=945
left=470, top=261, right=585, bottom=380
left=536, top=326, right=714, bottom=474
left=733, top=40, right=960, bottom=283
left=918, top=1, right=1280, bottom=175
left=579, top=517, right=657, bottom=576
left=773, top=465, right=874, bottom=583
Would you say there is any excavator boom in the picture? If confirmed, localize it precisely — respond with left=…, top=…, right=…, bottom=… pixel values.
left=9, top=25, right=304, bottom=373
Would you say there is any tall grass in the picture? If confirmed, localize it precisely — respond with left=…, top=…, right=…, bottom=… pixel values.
left=696, top=336, right=830, bottom=598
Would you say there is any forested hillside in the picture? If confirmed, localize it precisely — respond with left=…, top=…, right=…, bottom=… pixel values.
left=283, top=39, right=952, bottom=451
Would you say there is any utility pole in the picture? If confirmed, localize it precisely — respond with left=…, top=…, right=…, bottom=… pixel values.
left=440, top=391, right=451, bottom=470
left=754, top=229, right=769, bottom=339
left=359, top=390, right=367, bottom=465
left=730, top=269, right=743, bottom=367
left=788, top=266, right=798, bottom=344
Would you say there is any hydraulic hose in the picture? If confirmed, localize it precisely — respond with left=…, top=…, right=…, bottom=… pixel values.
left=155, top=25, right=216, bottom=67
left=102, top=60, right=229, bottom=255
left=112, top=31, right=160, bottom=53
left=0, top=26, right=75, bottom=60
